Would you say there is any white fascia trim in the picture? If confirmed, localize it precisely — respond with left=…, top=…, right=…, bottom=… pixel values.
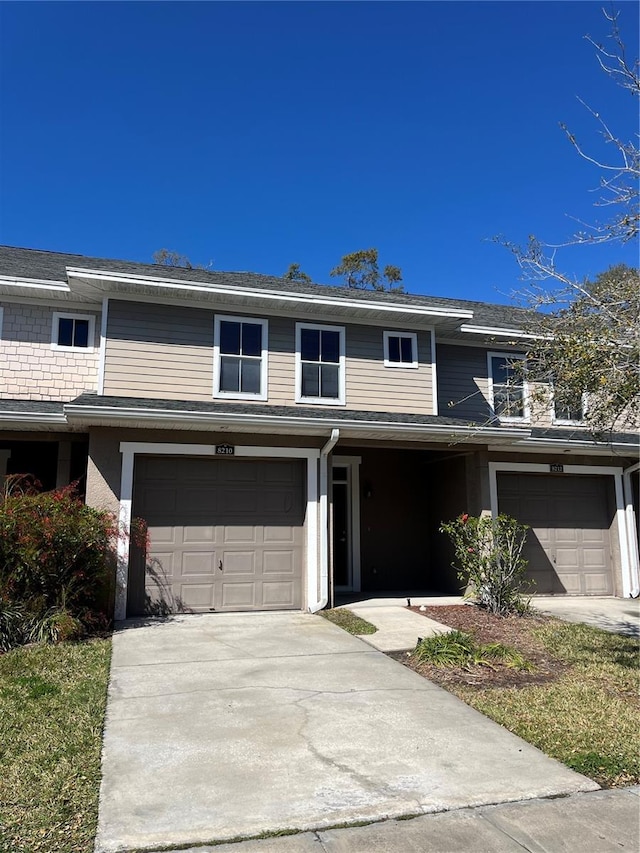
left=66, top=267, right=475, bottom=321
left=512, top=437, right=639, bottom=452
left=0, top=274, right=69, bottom=291
left=459, top=324, right=544, bottom=340
left=115, top=441, right=321, bottom=620
left=65, top=403, right=532, bottom=439
left=0, top=411, right=67, bottom=425
left=488, top=461, right=632, bottom=598
left=97, top=297, right=109, bottom=394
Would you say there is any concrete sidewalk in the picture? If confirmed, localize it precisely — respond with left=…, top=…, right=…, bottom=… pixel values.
left=171, top=787, right=640, bottom=852
left=341, top=594, right=640, bottom=651
left=341, top=595, right=460, bottom=652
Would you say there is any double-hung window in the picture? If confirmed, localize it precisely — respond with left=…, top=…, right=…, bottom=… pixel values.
left=51, top=312, right=95, bottom=351
left=553, top=388, right=585, bottom=424
left=488, top=352, right=527, bottom=420
left=383, top=331, right=418, bottom=368
left=296, top=323, right=345, bottom=405
left=213, top=315, right=268, bottom=400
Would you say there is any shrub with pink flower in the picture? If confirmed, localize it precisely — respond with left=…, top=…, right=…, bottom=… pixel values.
left=439, top=513, right=532, bottom=616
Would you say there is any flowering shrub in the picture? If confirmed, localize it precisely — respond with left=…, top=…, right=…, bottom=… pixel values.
left=439, top=513, right=532, bottom=616
left=0, top=475, right=117, bottom=648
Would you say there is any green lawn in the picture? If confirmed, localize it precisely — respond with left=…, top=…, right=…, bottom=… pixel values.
left=0, top=639, right=111, bottom=853
left=321, top=607, right=377, bottom=635
left=450, top=621, right=640, bottom=788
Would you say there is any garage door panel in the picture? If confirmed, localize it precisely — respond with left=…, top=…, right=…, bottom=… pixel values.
left=223, top=525, right=259, bottom=544
left=263, top=525, right=296, bottom=543
left=262, top=581, right=298, bottom=607
left=222, top=551, right=256, bottom=575
left=182, top=551, right=217, bottom=576
left=180, top=583, right=215, bottom=609
left=497, top=473, right=613, bottom=597
left=182, top=525, right=216, bottom=544
left=220, top=582, right=256, bottom=608
left=263, top=551, right=297, bottom=574
left=585, top=573, right=610, bottom=593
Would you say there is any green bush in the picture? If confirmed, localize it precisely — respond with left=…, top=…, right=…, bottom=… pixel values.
left=439, top=513, right=532, bottom=616
left=0, top=475, right=116, bottom=649
left=413, top=629, right=533, bottom=671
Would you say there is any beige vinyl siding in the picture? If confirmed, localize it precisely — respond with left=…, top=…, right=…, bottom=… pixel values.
left=436, top=343, right=490, bottom=422
left=103, top=301, right=434, bottom=413
left=344, top=324, right=433, bottom=413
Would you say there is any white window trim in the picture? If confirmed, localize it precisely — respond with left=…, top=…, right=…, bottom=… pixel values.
left=51, top=311, right=96, bottom=352
left=0, top=306, right=4, bottom=339
left=295, top=322, right=346, bottom=406
left=487, top=351, right=529, bottom=422
left=383, top=330, right=418, bottom=369
left=213, top=314, right=268, bottom=401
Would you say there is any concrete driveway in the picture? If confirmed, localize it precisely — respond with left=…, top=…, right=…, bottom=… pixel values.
left=95, top=612, right=598, bottom=853
left=533, top=596, right=640, bottom=637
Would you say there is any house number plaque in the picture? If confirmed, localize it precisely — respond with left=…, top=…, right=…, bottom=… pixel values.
left=549, top=463, right=564, bottom=473
left=215, top=444, right=235, bottom=456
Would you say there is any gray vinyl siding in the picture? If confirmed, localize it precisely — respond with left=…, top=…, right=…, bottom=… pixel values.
left=103, top=301, right=435, bottom=413
left=436, top=344, right=490, bottom=422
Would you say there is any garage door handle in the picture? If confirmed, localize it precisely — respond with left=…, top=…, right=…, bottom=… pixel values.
left=219, top=560, right=223, bottom=572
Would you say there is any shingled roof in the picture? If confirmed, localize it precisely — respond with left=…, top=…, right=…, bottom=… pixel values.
left=0, top=245, right=532, bottom=330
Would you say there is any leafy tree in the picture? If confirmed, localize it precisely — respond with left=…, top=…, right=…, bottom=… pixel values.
left=283, top=262, right=312, bottom=283
left=153, top=248, right=193, bottom=269
left=522, top=264, right=639, bottom=433
left=500, top=9, right=639, bottom=434
left=330, top=248, right=404, bottom=292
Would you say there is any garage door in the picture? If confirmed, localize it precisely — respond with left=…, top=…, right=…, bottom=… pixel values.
left=128, top=456, right=305, bottom=615
left=497, top=473, right=614, bottom=595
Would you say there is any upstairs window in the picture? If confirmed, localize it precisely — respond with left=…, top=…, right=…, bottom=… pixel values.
left=488, top=352, right=527, bottom=420
left=553, top=389, right=585, bottom=424
left=383, top=331, right=418, bottom=368
left=52, top=312, right=95, bottom=351
left=296, top=323, right=345, bottom=405
left=213, top=316, right=268, bottom=400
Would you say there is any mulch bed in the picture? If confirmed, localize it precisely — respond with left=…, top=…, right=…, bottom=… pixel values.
left=393, top=604, right=569, bottom=689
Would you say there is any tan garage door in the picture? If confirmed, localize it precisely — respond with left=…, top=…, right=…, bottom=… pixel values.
left=128, top=456, right=305, bottom=615
left=497, top=473, right=614, bottom=595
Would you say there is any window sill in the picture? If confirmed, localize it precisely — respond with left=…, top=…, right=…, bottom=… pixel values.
left=296, top=397, right=346, bottom=407
left=51, top=344, right=95, bottom=353
left=213, top=391, right=268, bottom=402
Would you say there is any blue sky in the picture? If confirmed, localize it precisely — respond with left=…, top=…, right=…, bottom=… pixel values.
left=0, top=1, right=637, bottom=303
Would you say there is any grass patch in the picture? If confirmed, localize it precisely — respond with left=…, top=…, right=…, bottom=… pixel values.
left=321, top=608, right=377, bottom=635
left=446, top=620, right=640, bottom=788
left=0, top=638, right=111, bottom=853
left=414, top=630, right=533, bottom=670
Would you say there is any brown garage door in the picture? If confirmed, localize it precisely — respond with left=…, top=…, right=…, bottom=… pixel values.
left=128, top=456, right=305, bottom=615
left=497, top=473, right=614, bottom=595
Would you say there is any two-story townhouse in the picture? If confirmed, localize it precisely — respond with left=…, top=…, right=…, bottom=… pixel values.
left=1, top=245, right=638, bottom=619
